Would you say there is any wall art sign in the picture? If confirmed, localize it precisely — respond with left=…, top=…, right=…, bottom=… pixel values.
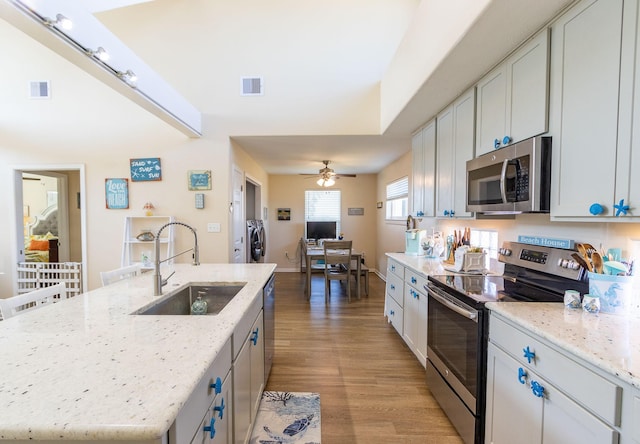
left=348, top=207, right=364, bottom=216
left=188, top=170, right=212, bottom=190
left=130, top=158, right=161, bottom=181
left=105, top=178, right=129, bottom=209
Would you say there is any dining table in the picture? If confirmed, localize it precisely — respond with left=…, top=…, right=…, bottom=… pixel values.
left=300, top=241, right=362, bottom=300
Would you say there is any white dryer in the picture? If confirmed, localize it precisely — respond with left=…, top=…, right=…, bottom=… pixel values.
left=246, top=220, right=263, bottom=263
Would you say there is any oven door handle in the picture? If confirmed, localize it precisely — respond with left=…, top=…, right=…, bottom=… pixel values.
left=426, top=286, right=478, bottom=321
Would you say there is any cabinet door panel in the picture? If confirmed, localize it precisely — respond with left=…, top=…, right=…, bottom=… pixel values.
left=476, top=66, right=507, bottom=156
left=233, top=339, right=251, bottom=444
left=486, top=343, right=542, bottom=444
left=550, top=0, right=623, bottom=216
left=453, top=90, right=475, bottom=218
left=509, top=29, right=549, bottom=144
left=412, top=130, right=424, bottom=216
left=436, top=105, right=454, bottom=218
left=542, top=382, right=618, bottom=444
left=250, top=311, right=265, bottom=420
left=422, top=120, right=436, bottom=217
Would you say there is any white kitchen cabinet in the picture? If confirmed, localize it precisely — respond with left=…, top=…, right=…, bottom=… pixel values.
left=122, top=216, right=175, bottom=270
left=170, top=338, right=233, bottom=444
left=549, top=0, right=640, bottom=220
left=403, top=269, right=428, bottom=367
left=233, top=299, right=264, bottom=444
left=436, top=87, right=475, bottom=218
left=385, top=258, right=405, bottom=336
left=475, top=28, right=550, bottom=156
left=411, top=118, right=436, bottom=217
left=486, top=313, right=620, bottom=444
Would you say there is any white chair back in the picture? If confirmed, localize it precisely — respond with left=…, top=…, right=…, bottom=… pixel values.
left=0, top=283, right=68, bottom=320
left=100, top=264, right=143, bottom=286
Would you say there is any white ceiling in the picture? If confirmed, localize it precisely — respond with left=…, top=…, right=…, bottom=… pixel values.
left=3, top=0, right=575, bottom=176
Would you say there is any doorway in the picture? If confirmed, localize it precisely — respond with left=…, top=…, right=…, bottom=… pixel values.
left=12, top=165, right=87, bottom=293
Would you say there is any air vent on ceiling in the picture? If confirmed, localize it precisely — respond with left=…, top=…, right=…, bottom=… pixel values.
left=29, top=81, right=50, bottom=99
left=241, top=77, right=263, bottom=96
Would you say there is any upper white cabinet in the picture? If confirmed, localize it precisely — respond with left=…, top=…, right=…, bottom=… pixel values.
left=436, top=87, right=475, bottom=219
left=476, top=29, right=550, bottom=156
left=411, top=118, right=436, bottom=217
left=549, top=0, right=640, bottom=219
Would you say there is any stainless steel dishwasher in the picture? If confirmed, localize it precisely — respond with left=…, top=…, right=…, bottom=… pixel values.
left=263, top=273, right=275, bottom=382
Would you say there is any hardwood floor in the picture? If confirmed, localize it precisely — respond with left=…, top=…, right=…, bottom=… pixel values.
left=265, top=271, right=464, bottom=444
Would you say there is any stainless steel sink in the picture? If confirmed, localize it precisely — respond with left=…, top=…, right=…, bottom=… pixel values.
left=133, top=282, right=246, bottom=315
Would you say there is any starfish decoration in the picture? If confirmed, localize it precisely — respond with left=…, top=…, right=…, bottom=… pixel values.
left=523, top=346, right=536, bottom=364
left=614, top=199, right=630, bottom=217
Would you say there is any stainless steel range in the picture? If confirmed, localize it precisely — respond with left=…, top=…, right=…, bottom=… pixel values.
left=425, top=241, right=589, bottom=444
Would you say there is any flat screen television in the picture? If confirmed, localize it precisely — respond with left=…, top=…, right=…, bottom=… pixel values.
left=306, top=221, right=337, bottom=240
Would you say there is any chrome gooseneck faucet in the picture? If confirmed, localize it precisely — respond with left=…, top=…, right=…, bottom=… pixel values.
left=154, top=221, right=200, bottom=296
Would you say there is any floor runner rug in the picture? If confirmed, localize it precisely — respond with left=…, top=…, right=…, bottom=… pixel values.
left=250, top=391, right=321, bottom=444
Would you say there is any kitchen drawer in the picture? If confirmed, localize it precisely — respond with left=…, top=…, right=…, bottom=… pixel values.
left=404, top=268, right=427, bottom=292
left=490, top=314, right=621, bottom=426
left=386, top=271, right=404, bottom=307
left=385, top=294, right=403, bottom=336
left=387, top=258, right=405, bottom=280
left=171, top=337, right=233, bottom=444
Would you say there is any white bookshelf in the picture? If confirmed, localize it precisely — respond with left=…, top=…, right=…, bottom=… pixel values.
left=121, top=216, right=175, bottom=270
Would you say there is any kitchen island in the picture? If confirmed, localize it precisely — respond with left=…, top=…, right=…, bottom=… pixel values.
left=0, top=263, right=275, bottom=443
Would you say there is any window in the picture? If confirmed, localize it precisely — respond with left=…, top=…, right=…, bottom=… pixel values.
left=386, top=176, right=408, bottom=221
left=305, top=190, right=341, bottom=237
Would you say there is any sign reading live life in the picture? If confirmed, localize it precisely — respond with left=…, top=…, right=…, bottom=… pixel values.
left=130, top=158, right=162, bottom=182
left=517, top=235, right=574, bottom=250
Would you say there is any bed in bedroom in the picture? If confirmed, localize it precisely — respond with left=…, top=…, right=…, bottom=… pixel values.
left=24, top=205, right=59, bottom=263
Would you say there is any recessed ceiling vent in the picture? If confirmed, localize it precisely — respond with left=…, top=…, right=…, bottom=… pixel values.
left=241, top=77, right=263, bottom=96
left=29, top=81, right=50, bottom=99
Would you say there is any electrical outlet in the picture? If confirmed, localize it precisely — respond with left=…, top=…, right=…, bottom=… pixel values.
left=207, top=222, right=221, bottom=233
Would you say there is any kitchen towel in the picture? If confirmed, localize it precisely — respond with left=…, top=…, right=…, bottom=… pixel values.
left=250, top=391, right=321, bottom=444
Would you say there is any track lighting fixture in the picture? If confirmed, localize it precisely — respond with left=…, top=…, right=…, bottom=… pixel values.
left=88, top=46, right=110, bottom=62
left=44, top=13, right=72, bottom=30
left=117, top=70, right=138, bottom=87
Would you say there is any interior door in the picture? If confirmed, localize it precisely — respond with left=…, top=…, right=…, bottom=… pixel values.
left=231, top=166, right=245, bottom=263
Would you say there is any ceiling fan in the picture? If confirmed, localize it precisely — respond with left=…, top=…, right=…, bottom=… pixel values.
left=301, top=160, right=356, bottom=187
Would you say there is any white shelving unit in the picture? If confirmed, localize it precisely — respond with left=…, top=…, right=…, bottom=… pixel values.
left=121, top=216, right=175, bottom=271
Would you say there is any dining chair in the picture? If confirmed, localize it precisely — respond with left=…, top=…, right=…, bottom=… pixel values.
left=350, top=259, right=369, bottom=296
left=0, top=282, right=67, bottom=320
left=323, top=240, right=353, bottom=303
left=100, top=264, right=143, bottom=286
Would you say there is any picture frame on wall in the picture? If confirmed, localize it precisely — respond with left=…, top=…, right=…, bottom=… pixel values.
left=277, top=208, right=291, bottom=221
left=105, top=178, right=129, bottom=209
left=130, top=158, right=162, bottom=182
left=188, top=170, right=212, bottom=190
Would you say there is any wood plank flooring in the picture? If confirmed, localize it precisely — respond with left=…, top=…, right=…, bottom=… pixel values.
left=265, top=271, right=464, bottom=444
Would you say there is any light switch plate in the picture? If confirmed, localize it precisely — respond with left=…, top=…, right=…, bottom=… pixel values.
left=195, top=193, right=204, bottom=209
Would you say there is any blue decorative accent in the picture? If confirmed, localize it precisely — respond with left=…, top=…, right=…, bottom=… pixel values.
left=251, top=328, right=259, bottom=346
left=450, top=210, right=455, bottom=216
left=210, top=377, right=222, bottom=394
left=417, top=211, right=424, bottom=217
left=390, top=284, right=395, bottom=290
left=444, top=210, right=450, bottom=216
left=252, top=391, right=321, bottom=443
left=411, top=277, right=417, bottom=284
left=531, top=380, right=545, bottom=398
left=203, top=417, right=216, bottom=439
left=502, top=135, right=512, bottom=145
left=523, top=346, right=535, bottom=364
left=614, top=199, right=630, bottom=217
left=518, top=367, right=527, bottom=384
left=589, top=203, right=604, bottom=215
left=214, top=397, right=225, bottom=419
left=517, top=235, right=574, bottom=250
left=494, top=138, right=501, bottom=149
left=390, top=310, right=395, bottom=316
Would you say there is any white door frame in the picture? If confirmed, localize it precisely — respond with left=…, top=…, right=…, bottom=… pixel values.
left=11, top=164, right=88, bottom=294
left=231, top=165, right=245, bottom=263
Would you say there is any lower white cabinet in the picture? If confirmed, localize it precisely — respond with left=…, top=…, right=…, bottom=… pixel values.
left=403, top=270, right=428, bottom=367
left=191, top=371, right=232, bottom=444
left=486, top=313, right=620, bottom=444
left=170, top=338, right=233, bottom=444
left=233, top=304, right=265, bottom=444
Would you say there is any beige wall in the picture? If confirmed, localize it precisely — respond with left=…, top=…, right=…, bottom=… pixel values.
left=376, top=151, right=413, bottom=274
left=268, top=174, right=377, bottom=271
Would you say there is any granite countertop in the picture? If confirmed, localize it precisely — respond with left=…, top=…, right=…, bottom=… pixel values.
left=487, top=302, right=640, bottom=389
left=0, top=263, right=276, bottom=442
left=385, top=252, right=445, bottom=276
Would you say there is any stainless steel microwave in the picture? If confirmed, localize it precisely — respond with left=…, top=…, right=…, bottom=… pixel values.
left=466, top=136, right=551, bottom=214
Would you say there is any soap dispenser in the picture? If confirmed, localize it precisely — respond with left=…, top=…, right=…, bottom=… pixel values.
left=190, top=292, right=208, bottom=315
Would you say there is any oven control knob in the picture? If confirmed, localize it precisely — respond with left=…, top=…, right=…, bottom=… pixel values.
left=501, top=248, right=512, bottom=256
left=570, top=261, right=580, bottom=270
left=557, top=258, right=564, bottom=267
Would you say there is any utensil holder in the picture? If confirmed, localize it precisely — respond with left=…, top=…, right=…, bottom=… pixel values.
left=588, top=272, right=634, bottom=315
